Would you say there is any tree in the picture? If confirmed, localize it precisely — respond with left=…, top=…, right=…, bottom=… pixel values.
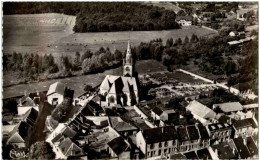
left=114, top=49, right=123, bottom=62
left=81, top=50, right=93, bottom=62
left=29, top=141, right=55, bottom=159
left=184, top=36, right=189, bottom=44
left=73, top=51, right=81, bottom=70
left=84, top=84, right=93, bottom=92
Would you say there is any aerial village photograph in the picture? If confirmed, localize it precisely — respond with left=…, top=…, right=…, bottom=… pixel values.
left=1, top=1, right=259, bottom=159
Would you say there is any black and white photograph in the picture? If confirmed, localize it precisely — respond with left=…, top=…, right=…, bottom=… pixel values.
left=1, top=1, right=259, bottom=159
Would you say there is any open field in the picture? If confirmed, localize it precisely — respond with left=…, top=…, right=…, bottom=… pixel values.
left=142, top=2, right=182, bottom=14
left=3, top=14, right=217, bottom=58
left=3, top=60, right=166, bottom=99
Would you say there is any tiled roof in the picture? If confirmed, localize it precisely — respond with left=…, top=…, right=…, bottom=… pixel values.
left=58, top=137, right=83, bottom=157
left=197, top=148, right=212, bottom=159
left=214, top=102, right=243, bottom=113
left=170, top=153, right=186, bottom=159
left=47, top=82, right=66, bottom=96
left=198, top=124, right=210, bottom=139
left=142, top=126, right=178, bottom=144
left=176, top=15, right=193, bottom=21
left=100, top=75, right=138, bottom=94
left=109, top=117, right=137, bottom=132
left=184, top=151, right=199, bottom=159
left=187, top=100, right=216, bottom=119
left=211, top=141, right=237, bottom=159
left=233, top=137, right=251, bottom=159
left=247, top=136, right=258, bottom=157
left=152, top=107, right=163, bottom=116
left=187, top=125, right=200, bottom=140
left=107, top=136, right=129, bottom=155
left=233, top=119, right=253, bottom=129
left=208, top=123, right=231, bottom=132
left=23, top=107, right=38, bottom=123
left=177, top=127, right=189, bottom=141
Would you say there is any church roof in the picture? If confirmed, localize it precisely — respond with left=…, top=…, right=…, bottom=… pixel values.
left=101, top=75, right=138, bottom=94
left=47, top=82, right=66, bottom=96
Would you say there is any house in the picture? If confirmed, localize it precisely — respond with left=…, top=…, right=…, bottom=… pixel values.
left=7, top=121, right=32, bottom=148
left=208, top=123, right=232, bottom=144
left=229, top=31, right=238, bottom=37
left=233, top=136, right=257, bottom=159
left=187, top=100, right=216, bottom=124
left=184, top=151, right=199, bottom=159
left=136, top=126, right=178, bottom=158
left=20, top=107, right=38, bottom=126
left=198, top=124, right=210, bottom=149
left=213, top=102, right=243, bottom=114
left=233, top=118, right=256, bottom=138
left=176, top=15, right=193, bottom=26
left=159, top=109, right=178, bottom=123
left=197, top=148, right=213, bottom=159
left=100, top=41, right=139, bottom=107
left=18, top=92, right=40, bottom=115
left=47, top=82, right=72, bottom=105
left=151, top=107, right=163, bottom=121
left=107, top=136, right=130, bottom=159
left=109, top=117, right=138, bottom=136
left=58, top=137, right=84, bottom=159
left=237, top=9, right=249, bottom=21
left=211, top=140, right=238, bottom=159
left=85, top=100, right=104, bottom=116
left=177, top=125, right=201, bottom=152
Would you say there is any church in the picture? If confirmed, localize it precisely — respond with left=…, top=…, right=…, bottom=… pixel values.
left=99, top=41, right=139, bottom=107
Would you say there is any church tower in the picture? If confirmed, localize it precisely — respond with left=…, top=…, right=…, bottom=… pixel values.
left=123, top=41, right=134, bottom=77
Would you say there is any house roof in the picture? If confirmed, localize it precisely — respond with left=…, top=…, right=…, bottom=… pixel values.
left=23, top=107, right=38, bottom=122
left=187, top=100, right=216, bottom=119
left=2, top=125, right=16, bottom=134
left=246, top=136, right=258, bottom=157
left=107, top=136, right=129, bottom=155
left=184, top=151, right=199, bottom=159
left=233, top=119, right=253, bottom=129
left=162, top=109, right=176, bottom=114
left=47, top=82, right=66, bottom=96
left=243, top=103, right=258, bottom=109
left=7, top=132, right=25, bottom=144
left=214, top=102, right=243, bottom=113
left=211, top=141, right=237, bottom=159
left=58, top=137, right=83, bottom=157
left=178, top=127, right=189, bottom=141
left=170, top=153, right=187, bottom=159
left=197, top=148, right=212, bottom=159
left=142, top=126, right=178, bottom=144
left=198, top=124, right=210, bottom=139
left=186, top=125, right=200, bottom=140
left=208, top=123, right=231, bottom=132
left=237, top=9, right=249, bottom=15
left=233, top=137, right=251, bottom=159
left=176, top=15, right=193, bottom=21
left=8, top=121, right=31, bottom=143
left=109, top=117, right=137, bottom=132
left=152, top=107, right=163, bottom=116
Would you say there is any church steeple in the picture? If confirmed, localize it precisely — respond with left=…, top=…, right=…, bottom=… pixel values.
left=123, top=41, right=134, bottom=77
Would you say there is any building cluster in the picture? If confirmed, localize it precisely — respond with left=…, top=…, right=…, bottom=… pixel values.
left=2, top=41, right=258, bottom=159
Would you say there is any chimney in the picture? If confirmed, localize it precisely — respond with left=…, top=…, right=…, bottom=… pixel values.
left=232, top=147, right=236, bottom=155
left=24, top=90, right=27, bottom=96
left=215, top=149, right=218, bottom=156
left=243, top=138, right=247, bottom=146
left=19, top=99, right=22, bottom=106
left=162, top=127, right=164, bottom=133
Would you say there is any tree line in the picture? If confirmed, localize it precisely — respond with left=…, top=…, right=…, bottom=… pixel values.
left=3, top=2, right=180, bottom=32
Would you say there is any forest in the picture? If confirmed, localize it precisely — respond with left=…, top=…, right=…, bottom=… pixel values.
left=3, top=2, right=180, bottom=32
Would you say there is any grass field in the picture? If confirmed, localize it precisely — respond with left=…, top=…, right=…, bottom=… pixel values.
left=3, top=14, right=217, bottom=58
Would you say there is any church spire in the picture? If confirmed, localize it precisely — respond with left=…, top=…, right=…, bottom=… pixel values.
left=123, top=40, right=134, bottom=77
